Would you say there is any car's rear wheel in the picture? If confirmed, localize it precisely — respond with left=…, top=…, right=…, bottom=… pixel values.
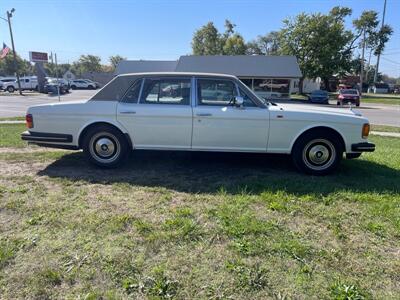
left=292, top=130, right=343, bottom=175
left=82, top=125, right=129, bottom=168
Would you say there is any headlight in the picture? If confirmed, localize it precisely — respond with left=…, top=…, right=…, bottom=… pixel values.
left=362, top=123, right=370, bottom=139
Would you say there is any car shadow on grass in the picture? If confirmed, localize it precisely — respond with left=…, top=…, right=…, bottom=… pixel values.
left=37, top=150, right=400, bottom=196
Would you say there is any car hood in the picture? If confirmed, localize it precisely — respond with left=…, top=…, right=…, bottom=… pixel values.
left=276, top=103, right=363, bottom=117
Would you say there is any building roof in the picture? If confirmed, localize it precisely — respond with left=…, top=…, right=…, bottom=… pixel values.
left=115, top=60, right=178, bottom=75
left=116, top=55, right=302, bottom=78
left=176, top=55, right=302, bottom=78
left=118, top=72, right=237, bottom=78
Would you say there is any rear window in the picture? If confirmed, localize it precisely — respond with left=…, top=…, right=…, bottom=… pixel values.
left=90, top=76, right=137, bottom=101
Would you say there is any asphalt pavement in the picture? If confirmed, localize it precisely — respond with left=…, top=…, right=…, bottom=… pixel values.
left=0, top=90, right=96, bottom=118
left=0, top=90, right=399, bottom=127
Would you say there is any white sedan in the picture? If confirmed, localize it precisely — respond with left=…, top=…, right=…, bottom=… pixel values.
left=21, top=72, right=375, bottom=175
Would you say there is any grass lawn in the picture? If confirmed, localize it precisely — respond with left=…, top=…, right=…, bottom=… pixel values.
left=0, top=125, right=399, bottom=299
left=0, top=116, right=25, bottom=121
left=372, top=124, right=400, bottom=133
left=0, top=123, right=27, bottom=147
left=361, top=94, right=400, bottom=105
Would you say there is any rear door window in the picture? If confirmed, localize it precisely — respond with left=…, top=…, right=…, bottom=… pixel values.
left=139, top=78, right=191, bottom=105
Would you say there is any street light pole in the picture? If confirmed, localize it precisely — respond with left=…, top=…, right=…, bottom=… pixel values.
left=6, top=9, right=22, bottom=95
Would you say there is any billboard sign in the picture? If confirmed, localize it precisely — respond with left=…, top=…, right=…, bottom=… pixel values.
left=29, top=51, right=48, bottom=63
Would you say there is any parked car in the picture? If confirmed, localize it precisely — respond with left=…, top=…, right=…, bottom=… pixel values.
left=0, top=77, right=16, bottom=90
left=337, top=89, right=360, bottom=106
left=44, top=78, right=70, bottom=94
left=21, top=72, right=374, bottom=175
left=70, top=79, right=97, bottom=90
left=83, top=79, right=100, bottom=89
left=3, top=76, right=38, bottom=93
left=308, top=90, right=329, bottom=104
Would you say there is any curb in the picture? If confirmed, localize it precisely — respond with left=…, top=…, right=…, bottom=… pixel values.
left=370, top=131, right=400, bottom=138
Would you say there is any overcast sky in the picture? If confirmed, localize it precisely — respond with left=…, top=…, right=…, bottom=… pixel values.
left=1, top=0, right=399, bottom=77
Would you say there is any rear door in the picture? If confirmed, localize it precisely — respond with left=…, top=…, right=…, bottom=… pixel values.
left=117, top=77, right=193, bottom=149
left=192, top=78, right=269, bottom=152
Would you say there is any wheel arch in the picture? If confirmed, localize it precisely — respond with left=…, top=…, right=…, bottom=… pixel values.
left=78, top=121, right=133, bottom=149
left=290, top=125, right=346, bottom=154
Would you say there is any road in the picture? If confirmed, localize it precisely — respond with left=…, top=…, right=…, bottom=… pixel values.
left=0, top=90, right=96, bottom=118
left=353, top=103, right=400, bottom=127
left=0, top=90, right=399, bottom=127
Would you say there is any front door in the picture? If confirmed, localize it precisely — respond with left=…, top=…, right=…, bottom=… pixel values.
left=192, top=78, right=269, bottom=152
left=117, top=77, right=193, bottom=149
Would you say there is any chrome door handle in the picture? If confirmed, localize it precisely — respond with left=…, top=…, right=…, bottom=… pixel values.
left=120, top=111, right=136, bottom=114
left=196, top=113, right=212, bottom=117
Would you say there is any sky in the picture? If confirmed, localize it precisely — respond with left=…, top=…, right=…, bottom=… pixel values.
left=0, top=0, right=399, bottom=77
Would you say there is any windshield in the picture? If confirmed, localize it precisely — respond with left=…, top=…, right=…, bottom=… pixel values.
left=237, top=78, right=269, bottom=105
left=341, top=89, right=358, bottom=95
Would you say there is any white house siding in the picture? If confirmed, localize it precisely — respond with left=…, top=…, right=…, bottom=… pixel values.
left=291, top=78, right=321, bottom=94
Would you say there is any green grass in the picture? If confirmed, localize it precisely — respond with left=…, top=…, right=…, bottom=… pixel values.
left=0, top=125, right=399, bottom=299
left=0, top=116, right=25, bottom=121
left=371, top=124, right=400, bottom=133
left=0, top=123, right=27, bottom=147
left=361, top=94, right=400, bottom=105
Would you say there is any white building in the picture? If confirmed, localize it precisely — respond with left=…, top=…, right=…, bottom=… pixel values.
left=63, top=70, right=76, bottom=81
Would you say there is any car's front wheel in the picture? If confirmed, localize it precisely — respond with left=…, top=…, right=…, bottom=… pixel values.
left=7, top=86, right=15, bottom=93
left=292, top=130, right=343, bottom=175
left=82, top=125, right=129, bottom=168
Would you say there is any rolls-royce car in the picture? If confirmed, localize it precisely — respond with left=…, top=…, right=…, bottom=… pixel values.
left=21, top=72, right=375, bottom=175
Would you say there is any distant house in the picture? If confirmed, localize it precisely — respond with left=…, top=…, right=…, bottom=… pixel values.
left=63, top=70, right=76, bottom=80
left=291, top=78, right=321, bottom=94
left=368, top=83, right=389, bottom=94
left=116, top=55, right=302, bottom=99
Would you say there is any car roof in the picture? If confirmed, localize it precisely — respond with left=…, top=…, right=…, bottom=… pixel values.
left=118, top=72, right=238, bottom=79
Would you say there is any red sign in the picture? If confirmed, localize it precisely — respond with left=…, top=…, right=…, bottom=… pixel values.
left=29, top=51, right=48, bottom=62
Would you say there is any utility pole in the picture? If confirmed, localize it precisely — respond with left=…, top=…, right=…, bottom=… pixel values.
left=55, top=53, right=60, bottom=102
left=6, top=9, right=22, bottom=95
left=374, top=0, right=387, bottom=83
left=360, top=29, right=366, bottom=95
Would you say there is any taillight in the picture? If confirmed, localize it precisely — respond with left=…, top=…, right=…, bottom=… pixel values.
left=26, top=114, right=33, bottom=128
left=362, top=123, right=370, bottom=139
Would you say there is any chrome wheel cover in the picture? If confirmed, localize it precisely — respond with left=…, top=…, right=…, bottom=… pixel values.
left=302, top=139, right=336, bottom=171
left=89, top=132, right=120, bottom=163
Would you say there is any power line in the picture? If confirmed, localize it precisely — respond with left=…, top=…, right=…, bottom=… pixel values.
left=381, top=57, right=400, bottom=65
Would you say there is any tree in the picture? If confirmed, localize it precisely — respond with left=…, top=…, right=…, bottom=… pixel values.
left=192, top=22, right=222, bottom=55
left=192, top=20, right=247, bottom=55
left=279, top=7, right=355, bottom=92
left=71, top=54, right=102, bottom=76
left=109, top=55, right=126, bottom=70
left=223, top=34, right=247, bottom=55
left=44, top=63, right=71, bottom=77
left=246, top=31, right=281, bottom=55
left=0, top=51, right=33, bottom=76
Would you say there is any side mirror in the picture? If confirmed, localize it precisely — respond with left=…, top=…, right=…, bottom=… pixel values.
left=234, top=96, right=244, bottom=107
